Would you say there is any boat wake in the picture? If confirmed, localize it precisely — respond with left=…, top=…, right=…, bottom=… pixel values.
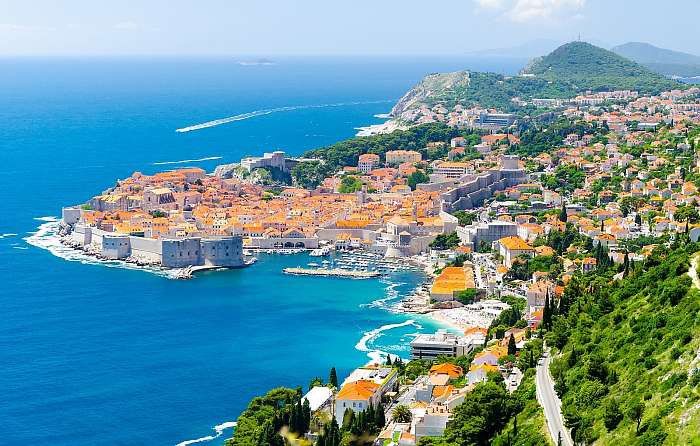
left=355, top=319, right=416, bottom=364
left=175, top=421, right=237, bottom=446
left=152, top=156, right=222, bottom=165
left=175, top=100, right=393, bottom=133
left=24, top=217, right=178, bottom=279
left=0, top=233, right=18, bottom=239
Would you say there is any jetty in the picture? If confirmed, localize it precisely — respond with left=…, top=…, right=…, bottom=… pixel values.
left=282, top=267, right=382, bottom=279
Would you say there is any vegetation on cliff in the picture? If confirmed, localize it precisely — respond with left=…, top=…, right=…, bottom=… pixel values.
left=546, top=241, right=700, bottom=444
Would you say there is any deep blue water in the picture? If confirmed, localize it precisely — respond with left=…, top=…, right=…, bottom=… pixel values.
left=0, top=56, right=525, bottom=446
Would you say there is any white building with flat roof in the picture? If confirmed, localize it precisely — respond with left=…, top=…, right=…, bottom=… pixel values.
left=410, top=330, right=484, bottom=360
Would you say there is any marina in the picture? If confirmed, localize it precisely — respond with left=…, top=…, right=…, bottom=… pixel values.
left=282, top=267, right=382, bottom=279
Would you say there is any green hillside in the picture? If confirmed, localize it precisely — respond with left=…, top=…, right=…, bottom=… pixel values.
left=390, top=42, right=684, bottom=116
left=523, top=41, right=681, bottom=94
left=547, top=242, right=700, bottom=444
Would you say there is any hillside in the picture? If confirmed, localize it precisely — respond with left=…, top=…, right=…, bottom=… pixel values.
left=522, top=41, right=680, bottom=93
left=612, top=42, right=700, bottom=77
left=547, top=242, right=700, bottom=444
left=391, top=42, right=683, bottom=118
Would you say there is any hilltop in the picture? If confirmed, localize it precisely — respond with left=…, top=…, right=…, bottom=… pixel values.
left=522, top=41, right=679, bottom=93
left=391, top=41, right=683, bottom=117
left=612, top=42, right=700, bottom=77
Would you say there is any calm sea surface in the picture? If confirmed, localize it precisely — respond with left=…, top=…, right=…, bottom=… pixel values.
left=0, top=56, right=526, bottom=445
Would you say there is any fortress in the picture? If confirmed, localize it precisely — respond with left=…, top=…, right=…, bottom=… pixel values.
left=438, top=155, right=527, bottom=212
left=61, top=208, right=245, bottom=268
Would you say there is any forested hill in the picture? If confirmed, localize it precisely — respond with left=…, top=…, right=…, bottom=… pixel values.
left=390, top=42, right=684, bottom=115
left=523, top=41, right=682, bottom=94
left=547, top=241, right=700, bottom=444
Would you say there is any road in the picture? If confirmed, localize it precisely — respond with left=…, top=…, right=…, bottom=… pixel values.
left=536, top=351, right=573, bottom=446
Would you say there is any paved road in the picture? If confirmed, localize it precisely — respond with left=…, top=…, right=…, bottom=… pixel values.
left=536, top=351, right=573, bottom=446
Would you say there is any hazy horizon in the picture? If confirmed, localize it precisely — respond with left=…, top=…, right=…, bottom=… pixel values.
left=1, top=0, right=698, bottom=57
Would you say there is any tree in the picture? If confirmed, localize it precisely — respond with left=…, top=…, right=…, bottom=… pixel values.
left=392, top=404, right=412, bottom=423
left=430, top=232, right=460, bottom=250
left=507, top=334, right=517, bottom=356
left=290, top=160, right=332, bottom=189
left=559, top=203, right=568, bottom=222
left=627, top=399, right=645, bottom=434
left=338, top=175, right=363, bottom=193
left=407, top=170, right=430, bottom=190
left=375, top=402, right=386, bottom=429
left=603, top=398, right=623, bottom=431
left=309, top=377, right=324, bottom=390
left=329, top=367, right=338, bottom=389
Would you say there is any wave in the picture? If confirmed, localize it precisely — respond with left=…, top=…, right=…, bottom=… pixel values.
left=355, top=319, right=416, bottom=364
left=362, top=279, right=406, bottom=310
left=175, top=100, right=393, bottom=133
left=152, top=156, right=222, bottom=165
left=24, top=217, right=178, bottom=279
left=175, top=421, right=237, bottom=446
left=0, top=233, right=18, bottom=239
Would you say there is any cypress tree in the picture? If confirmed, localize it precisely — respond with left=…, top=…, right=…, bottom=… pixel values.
left=386, top=355, right=392, bottom=366
left=302, top=398, right=311, bottom=433
left=507, top=334, right=517, bottom=356
left=559, top=203, right=568, bottom=223
left=329, top=367, right=338, bottom=389
left=375, top=402, right=386, bottom=429
left=513, top=414, right=518, bottom=436
left=543, top=294, right=548, bottom=323
left=623, top=251, right=629, bottom=276
left=289, top=401, right=299, bottom=433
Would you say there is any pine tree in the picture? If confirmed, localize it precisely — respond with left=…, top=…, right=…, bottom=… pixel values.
left=329, top=367, right=338, bottom=389
left=623, top=251, right=630, bottom=277
left=507, top=334, right=517, bottom=356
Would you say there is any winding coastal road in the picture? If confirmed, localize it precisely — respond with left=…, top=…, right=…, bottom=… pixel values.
left=536, top=351, right=573, bottom=446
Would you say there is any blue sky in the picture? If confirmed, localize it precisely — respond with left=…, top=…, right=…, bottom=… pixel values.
left=1, top=0, right=698, bottom=56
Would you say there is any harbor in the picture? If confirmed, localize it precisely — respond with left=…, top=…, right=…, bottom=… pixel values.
left=282, top=267, right=382, bottom=279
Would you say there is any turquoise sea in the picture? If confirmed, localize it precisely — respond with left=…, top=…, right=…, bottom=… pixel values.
left=0, top=56, right=526, bottom=445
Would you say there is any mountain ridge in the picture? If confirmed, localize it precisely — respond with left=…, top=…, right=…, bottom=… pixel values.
left=390, top=41, right=684, bottom=118
left=612, top=42, right=700, bottom=77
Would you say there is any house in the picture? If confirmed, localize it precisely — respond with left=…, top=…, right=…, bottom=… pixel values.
left=429, top=266, right=475, bottom=302
left=493, top=236, right=534, bottom=267
left=358, top=153, right=380, bottom=173
left=334, top=380, right=380, bottom=423
left=386, top=150, right=422, bottom=165
left=467, top=363, right=498, bottom=385
left=302, top=386, right=333, bottom=412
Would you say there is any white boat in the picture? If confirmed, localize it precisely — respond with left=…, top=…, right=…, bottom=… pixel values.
left=310, top=246, right=332, bottom=257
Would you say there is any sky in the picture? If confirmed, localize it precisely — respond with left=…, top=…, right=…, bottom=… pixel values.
left=1, top=0, right=699, bottom=57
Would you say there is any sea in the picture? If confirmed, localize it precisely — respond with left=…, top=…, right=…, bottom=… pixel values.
left=0, top=55, right=527, bottom=446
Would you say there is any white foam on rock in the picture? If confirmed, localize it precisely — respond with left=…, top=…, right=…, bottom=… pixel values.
left=175, top=421, right=237, bottom=446
left=24, top=217, right=178, bottom=279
